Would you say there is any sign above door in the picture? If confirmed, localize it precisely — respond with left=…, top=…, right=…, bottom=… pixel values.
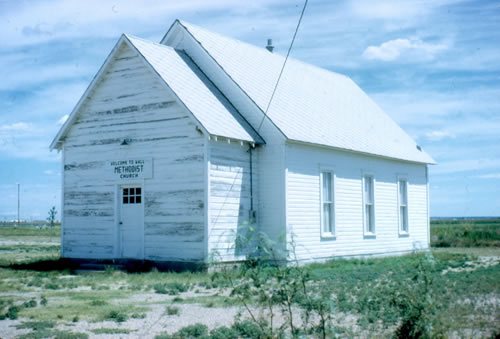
left=107, top=158, right=153, bottom=180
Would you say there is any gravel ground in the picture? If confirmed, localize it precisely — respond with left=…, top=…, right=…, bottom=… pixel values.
left=0, top=290, right=246, bottom=339
left=0, top=240, right=60, bottom=246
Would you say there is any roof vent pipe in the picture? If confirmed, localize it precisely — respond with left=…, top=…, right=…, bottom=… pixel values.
left=266, top=38, right=274, bottom=52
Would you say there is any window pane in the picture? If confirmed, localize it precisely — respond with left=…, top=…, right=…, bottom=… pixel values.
left=129, top=188, right=135, bottom=195
left=323, top=204, right=331, bottom=233
left=136, top=196, right=141, bottom=204
left=130, top=196, right=135, bottom=204
left=365, top=176, right=372, bottom=203
left=322, top=172, right=331, bottom=201
left=399, top=180, right=407, bottom=205
left=366, top=205, right=374, bottom=233
left=136, top=187, right=141, bottom=196
left=123, top=188, right=129, bottom=196
left=123, top=196, right=128, bottom=204
left=400, top=206, right=408, bottom=232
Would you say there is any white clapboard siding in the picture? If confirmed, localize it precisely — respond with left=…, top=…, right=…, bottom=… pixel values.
left=166, top=23, right=288, bottom=257
left=62, top=43, right=205, bottom=261
left=285, top=142, right=429, bottom=261
left=208, top=140, right=258, bottom=262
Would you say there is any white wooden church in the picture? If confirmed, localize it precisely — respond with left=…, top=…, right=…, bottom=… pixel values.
left=51, top=20, right=435, bottom=266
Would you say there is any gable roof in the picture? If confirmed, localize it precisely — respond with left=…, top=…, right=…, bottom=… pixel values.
left=50, top=34, right=262, bottom=150
left=165, top=20, right=434, bottom=164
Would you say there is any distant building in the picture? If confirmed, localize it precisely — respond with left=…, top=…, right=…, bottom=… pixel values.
left=51, top=20, right=435, bottom=266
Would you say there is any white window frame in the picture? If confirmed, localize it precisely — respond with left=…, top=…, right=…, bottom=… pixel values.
left=362, top=174, right=376, bottom=236
left=397, top=176, right=409, bottom=235
left=319, top=169, right=336, bottom=238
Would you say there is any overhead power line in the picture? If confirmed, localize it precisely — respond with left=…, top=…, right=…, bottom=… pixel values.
left=256, top=0, right=309, bottom=133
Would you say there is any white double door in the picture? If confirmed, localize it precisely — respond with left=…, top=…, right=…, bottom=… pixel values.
left=119, top=185, right=144, bottom=259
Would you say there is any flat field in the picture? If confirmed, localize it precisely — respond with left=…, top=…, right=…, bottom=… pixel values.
left=0, top=222, right=498, bottom=338
left=431, top=218, right=500, bottom=247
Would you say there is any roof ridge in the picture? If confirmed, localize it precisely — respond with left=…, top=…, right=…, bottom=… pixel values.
left=125, top=34, right=176, bottom=50
left=178, top=20, right=351, bottom=82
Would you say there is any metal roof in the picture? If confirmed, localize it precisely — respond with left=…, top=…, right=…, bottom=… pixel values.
left=174, top=21, right=435, bottom=164
left=125, top=35, right=262, bottom=144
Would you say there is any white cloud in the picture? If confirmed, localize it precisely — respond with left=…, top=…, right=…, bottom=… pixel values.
left=431, top=158, right=500, bottom=175
left=363, top=38, right=448, bottom=62
left=349, top=0, right=465, bottom=21
left=44, top=170, right=54, bottom=175
left=0, top=0, right=280, bottom=47
left=424, top=130, right=455, bottom=141
left=477, top=173, right=500, bottom=179
left=0, top=122, right=32, bottom=131
left=350, top=1, right=425, bottom=20
left=57, top=115, right=69, bottom=126
left=0, top=120, right=59, bottom=162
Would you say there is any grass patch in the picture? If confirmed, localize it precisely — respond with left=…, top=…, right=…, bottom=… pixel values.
left=166, top=306, right=180, bottom=315
left=16, top=320, right=56, bottom=330
left=18, top=329, right=88, bottom=339
left=431, top=218, right=500, bottom=247
left=91, top=328, right=132, bottom=334
left=152, top=281, right=190, bottom=295
left=19, top=291, right=148, bottom=322
left=0, top=224, right=60, bottom=237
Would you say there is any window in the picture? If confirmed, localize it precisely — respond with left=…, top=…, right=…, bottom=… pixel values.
left=122, top=187, right=142, bottom=204
left=363, top=175, right=375, bottom=235
left=320, top=171, right=335, bottom=236
left=398, top=179, right=409, bottom=233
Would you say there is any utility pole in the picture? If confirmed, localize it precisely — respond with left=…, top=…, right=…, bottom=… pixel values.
left=17, top=183, right=20, bottom=226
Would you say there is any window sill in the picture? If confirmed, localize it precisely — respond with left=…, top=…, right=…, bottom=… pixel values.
left=363, top=232, right=376, bottom=238
left=399, top=231, right=410, bottom=237
left=321, top=233, right=336, bottom=240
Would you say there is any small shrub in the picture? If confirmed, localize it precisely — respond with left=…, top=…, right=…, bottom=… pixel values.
left=106, top=310, right=128, bottom=323
left=210, top=326, right=239, bottom=339
left=57, top=314, right=64, bottom=319
left=41, top=296, right=48, bottom=306
left=45, top=282, right=60, bottom=290
left=72, top=315, right=79, bottom=323
left=170, top=323, right=208, bottom=338
left=166, top=306, right=180, bottom=315
left=204, top=301, right=215, bottom=308
left=232, top=320, right=264, bottom=338
left=28, top=278, right=44, bottom=287
left=172, top=297, right=184, bottom=303
left=131, top=312, right=146, bottom=319
left=153, top=282, right=189, bottom=295
left=89, top=299, right=107, bottom=306
left=23, top=299, right=37, bottom=308
left=7, top=305, right=20, bottom=320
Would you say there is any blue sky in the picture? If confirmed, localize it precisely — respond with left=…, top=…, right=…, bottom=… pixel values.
left=0, top=0, right=498, bottom=220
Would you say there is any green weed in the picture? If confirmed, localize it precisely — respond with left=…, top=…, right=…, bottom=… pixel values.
left=105, top=309, right=128, bottom=322
left=91, top=328, right=131, bottom=334
left=166, top=306, right=180, bottom=315
left=16, top=320, right=56, bottom=330
left=153, top=282, right=189, bottom=295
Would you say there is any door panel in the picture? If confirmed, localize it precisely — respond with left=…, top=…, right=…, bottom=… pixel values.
left=119, top=186, right=143, bottom=259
